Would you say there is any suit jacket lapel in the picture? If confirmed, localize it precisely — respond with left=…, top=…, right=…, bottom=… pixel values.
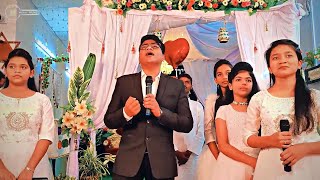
left=134, top=72, right=143, bottom=103
left=156, top=74, right=168, bottom=102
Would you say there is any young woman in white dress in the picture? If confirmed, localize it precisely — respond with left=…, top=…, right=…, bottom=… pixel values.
left=0, top=49, right=54, bottom=180
left=213, top=62, right=260, bottom=180
left=196, top=59, right=233, bottom=180
left=244, top=39, right=320, bottom=180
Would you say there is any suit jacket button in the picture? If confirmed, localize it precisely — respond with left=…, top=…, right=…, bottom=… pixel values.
left=147, top=120, right=150, bottom=123
left=146, top=137, right=149, bottom=140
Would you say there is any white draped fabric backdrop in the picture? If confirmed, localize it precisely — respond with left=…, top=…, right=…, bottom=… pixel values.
left=67, top=0, right=301, bottom=178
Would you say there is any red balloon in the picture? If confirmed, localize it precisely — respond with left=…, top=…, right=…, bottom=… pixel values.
left=164, top=38, right=190, bottom=69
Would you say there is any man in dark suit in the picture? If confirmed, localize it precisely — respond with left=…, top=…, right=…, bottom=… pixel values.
left=104, top=34, right=193, bottom=180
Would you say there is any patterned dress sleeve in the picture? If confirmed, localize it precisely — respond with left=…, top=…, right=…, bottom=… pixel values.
left=311, top=89, right=320, bottom=130
left=244, top=92, right=262, bottom=146
left=39, top=95, right=55, bottom=143
left=204, top=94, right=218, bottom=144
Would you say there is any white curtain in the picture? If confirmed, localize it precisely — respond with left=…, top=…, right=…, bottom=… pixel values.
left=235, top=0, right=301, bottom=89
left=69, top=2, right=152, bottom=129
left=182, top=60, right=218, bottom=105
left=68, top=2, right=152, bottom=178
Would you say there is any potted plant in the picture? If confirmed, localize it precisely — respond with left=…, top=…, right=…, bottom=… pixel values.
left=79, top=146, right=110, bottom=180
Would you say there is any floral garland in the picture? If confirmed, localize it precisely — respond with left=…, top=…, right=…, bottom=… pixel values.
left=96, top=0, right=288, bottom=16
left=38, top=56, right=69, bottom=90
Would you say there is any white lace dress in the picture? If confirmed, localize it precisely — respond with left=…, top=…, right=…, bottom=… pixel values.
left=0, top=92, right=54, bottom=179
left=244, top=90, right=320, bottom=180
left=213, top=105, right=260, bottom=180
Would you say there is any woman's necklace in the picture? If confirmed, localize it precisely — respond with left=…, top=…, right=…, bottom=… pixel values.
left=232, top=101, right=248, bottom=106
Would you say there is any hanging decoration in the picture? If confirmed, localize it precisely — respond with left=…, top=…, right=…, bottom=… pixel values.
left=101, top=43, right=105, bottom=54
left=67, top=41, right=71, bottom=53
left=0, top=32, right=21, bottom=62
left=218, top=20, right=229, bottom=43
left=38, top=55, right=69, bottom=91
left=131, top=44, right=136, bottom=54
left=153, top=17, right=162, bottom=40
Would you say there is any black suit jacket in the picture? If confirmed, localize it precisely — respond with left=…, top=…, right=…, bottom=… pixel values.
left=104, top=72, right=193, bottom=179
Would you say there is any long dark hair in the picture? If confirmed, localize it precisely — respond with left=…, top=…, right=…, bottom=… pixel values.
left=4, top=48, right=38, bottom=92
left=213, top=59, right=233, bottom=120
left=265, top=39, right=314, bottom=135
left=224, top=62, right=260, bottom=105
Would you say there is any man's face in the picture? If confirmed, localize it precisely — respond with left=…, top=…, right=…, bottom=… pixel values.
left=179, top=77, right=192, bottom=94
left=0, top=78, right=5, bottom=87
left=139, top=39, right=164, bottom=68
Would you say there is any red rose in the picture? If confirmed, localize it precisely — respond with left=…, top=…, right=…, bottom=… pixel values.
left=117, top=9, right=123, bottom=15
left=231, top=0, right=238, bottom=7
left=126, top=1, right=132, bottom=7
left=263, top=3, right=267, bottom=8
left=212, top=3, right=218, bottom=9
left=151, top=4, right=157, bottom=10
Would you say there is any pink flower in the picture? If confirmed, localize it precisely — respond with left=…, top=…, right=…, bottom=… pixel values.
left=166, top=5, right=172, bottom=10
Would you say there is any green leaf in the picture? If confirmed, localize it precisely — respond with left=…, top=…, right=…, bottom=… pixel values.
left=73, top=67, right=84, bottom=89
left=58, top=117, right=63, bottom=125
left=83, top=53, right=96, bottom=82
left=224, top=8, right=231, bottom=15
left=68, top=87, right=77, bottom=106
left=62, top=139, right=69, bottom=148
left=95, top=0, right=102, bottom=7
left=79, top=92, right=90, bottom=102
left=78, top=79, right=91, bottom=98
left=102, top=132, right=114, bottom=139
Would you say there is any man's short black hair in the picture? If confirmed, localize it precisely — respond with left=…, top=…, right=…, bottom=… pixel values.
left=139, top=34, right=165, bottom=54
left=0, top=71, right=5, bottom=80
left=178, top=73, right=192, bottom=85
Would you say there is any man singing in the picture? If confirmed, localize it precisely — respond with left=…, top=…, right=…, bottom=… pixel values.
left=104, top=34, right=193, bottom=180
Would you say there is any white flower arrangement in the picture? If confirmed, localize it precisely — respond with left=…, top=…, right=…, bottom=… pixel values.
left=160, top=60, right=174, bottom=75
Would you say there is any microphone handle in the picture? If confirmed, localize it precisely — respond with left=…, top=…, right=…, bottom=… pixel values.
left=146, top=84, right=152, bottom=116
left=146, top=109, right=151, bottom=116
left=282, top=148, right=292, bottom=172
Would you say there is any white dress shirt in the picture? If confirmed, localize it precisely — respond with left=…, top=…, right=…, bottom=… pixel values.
left=123, top=70, right=161, bottom=120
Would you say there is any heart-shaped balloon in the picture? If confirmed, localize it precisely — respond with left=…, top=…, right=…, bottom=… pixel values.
left=164, top=38, right=190, bottom=69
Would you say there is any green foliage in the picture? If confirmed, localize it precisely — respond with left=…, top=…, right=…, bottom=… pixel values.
left=79, top=148, right=110, bottom=179
left=73, top=67, right=84, bottom=89
left=83, top=53, right=96, bottom=82
left=303, top=48, right=320, bottom=68
left=96, top=128, right=114, bottom=146
left=78, top=79, right=91, bottom=98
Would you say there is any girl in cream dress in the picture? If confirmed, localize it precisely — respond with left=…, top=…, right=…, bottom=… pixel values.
left=244, top=39, right=320, bottom=180
left=0, top=49, right=54, bottom=179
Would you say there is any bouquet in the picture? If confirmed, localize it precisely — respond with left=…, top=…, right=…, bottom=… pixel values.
left=59, top=53, right=97, bottom=138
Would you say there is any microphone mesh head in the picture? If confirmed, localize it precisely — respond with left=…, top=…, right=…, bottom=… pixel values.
left=146, top=76, right=153, bottom=84
left=280, top=119, right=290, bottom=131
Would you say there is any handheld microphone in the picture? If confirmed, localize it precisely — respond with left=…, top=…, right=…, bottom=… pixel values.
left=145, top=76, right=153, bottom=116
left=280, top=119, right=291, bottom=172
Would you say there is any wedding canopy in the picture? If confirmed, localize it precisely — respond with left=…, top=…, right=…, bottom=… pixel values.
left=68, top=0, right=302, bottom=129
